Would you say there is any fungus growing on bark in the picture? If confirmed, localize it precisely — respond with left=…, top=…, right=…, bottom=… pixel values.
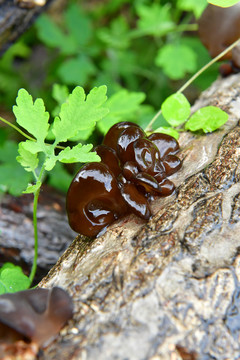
left=66, top=122, right=182, bottom=237
left=0, top=287, right=73, bottom=346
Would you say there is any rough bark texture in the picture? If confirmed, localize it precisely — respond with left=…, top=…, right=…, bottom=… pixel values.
left=39, top=74, right=240, bottom=359
left=0, top=187, right=75, bottom=283
left=0, top=0, right=54, bottom=55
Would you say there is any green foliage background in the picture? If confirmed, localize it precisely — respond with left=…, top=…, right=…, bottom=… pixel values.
left=0, top=0, right=219, bottom=195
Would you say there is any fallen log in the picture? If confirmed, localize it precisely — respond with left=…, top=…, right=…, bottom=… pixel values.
left=0, top=187, right=75, bottom=283
left=38, top=73, right=240, bottom=359
left=0, top=0, right=54, bottom=55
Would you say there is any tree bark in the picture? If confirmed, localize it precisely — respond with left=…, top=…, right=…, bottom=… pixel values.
left=0, top=0, right=55, bottom=55
left=0, top=187, right=75, bottom=283
left=38, top=73, right=240, bottom=360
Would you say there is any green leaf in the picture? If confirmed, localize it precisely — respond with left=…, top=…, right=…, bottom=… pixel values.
left=177, top=0, right=207, bottom=18
left=65, top=4, right=92, bottom=47
left=23, top=181, right=42, bottom=194
left=135, top=4, right=174, bottom=37
left=36, top=14, right=78, bottom=55
left=19, top=140, right=45, bottom=155
left=153, top=127, right=180, bottom=140
left=0, top=129, right=7, bottom=144
left=2, top=42, right=30, bottom=62
left=0, top=263, right=30, bottom=294
left=0, top=164, right=32, bottom=196
left=101, top=0, right=129, bottom=13
left=13, top=89, right=50, bottom=146
left=48, top=84, right=70, bottom=136
left=69, top=127, right=94, bottom=142
left=207, top=0, right=240, bottom=6
left=0, top=42, right=31, bottom=108
left=106, top=90, right=146, bottom=114
left=17, top=142, right=39, bottom=172
left=45, top=143, right=100, bottom=171
left=0, top=139, right=20, bottom=163
left=185, top=106, right=229, bottom=133
left=52, top=85, right=109, bottom=143
left=0, top=141, right=33, bottom=196
left=0, top=263, right=15, bottom=275
left=57, top=55, right=96, bottom=86
left=161, top=93, right=191, bottom=127
left=51, top=84, right=69, bottom=119
left=53, top=84, right=69, bottom=105
left=58, top=143, right=100, bottom=163
left=98, top=17, right=130, bottom=49
left=44, top=157, right=57, bottom=172
left=97, top=89, right=146, bottom=134
left=156, top=43, right=197, bottom=79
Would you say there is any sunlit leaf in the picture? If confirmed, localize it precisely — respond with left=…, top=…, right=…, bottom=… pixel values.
left=185, top=106, right=228, bottom=133
left=161, top=93, right=191, bottom=127
left=156, top=43, right=197, bottom=79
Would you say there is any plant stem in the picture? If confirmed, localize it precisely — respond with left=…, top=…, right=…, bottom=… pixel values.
left=0, top=116, right=35, bottom=141
left=145, top=109, right=163, bottom=133
left=129, top=24, right=198, bottom=40
left=177, top=37, right=240, bottom=94
left=28, top=166, right=45, bottom=285
left=28, top=186, right=41, bottom=284
left=0, top=115, right=65, bottom=150
left=173, top=23, right=198, bottom=33
left=146, top=37, right=240, bottom=132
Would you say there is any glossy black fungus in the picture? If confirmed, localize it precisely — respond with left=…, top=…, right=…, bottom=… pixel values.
left=121, top=182, right=151, bottom=219
left=148, top=132, right=179, bottom=158
left=67, top=162, right=128, bottom=237
left=117, top=126, right=146, bottom=164
left=103, top=121, right=141, bottom=152
left=67, top=121, right=182, bottom=237
left=94, top=145, right=121, bottom=178
left=198, top=3, right=240, bottom=75
left=0, top=287, right=73, bottom=346
left=133, top=138, right=163, bottom=175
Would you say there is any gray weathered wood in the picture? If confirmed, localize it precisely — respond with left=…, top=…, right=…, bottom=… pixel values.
left=0, top=189, right=75, bottom=282
left=39, top=74, right=240, bottom=360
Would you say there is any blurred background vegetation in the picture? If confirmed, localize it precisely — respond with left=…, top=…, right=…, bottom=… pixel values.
left=0, top=0, right=220, bottom=195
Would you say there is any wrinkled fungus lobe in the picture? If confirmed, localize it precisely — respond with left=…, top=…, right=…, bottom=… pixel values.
left=66, top=122, right=182, bottom=237
left=0, top=287, right=73, bottom=346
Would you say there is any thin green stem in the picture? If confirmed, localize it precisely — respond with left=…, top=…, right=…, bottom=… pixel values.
left=0, top=116, right=35, bottom=141
left=173, top=23, right=198, bottom=33
left=0, top=115, right=65, bottom=150
left=32, top=170, right=38, bottom=181
left=145, top=109, right=162, bottom=133
left=129, top=24, right=198, bottom=40
left=28, top=186, right=40, bottom=284
left=177, top=37, right=240, bottom=94
left=28, top=166, right=45, bottom=285
left=146, top=37, right=240, bottom=132
left=56, top=144, right=65, bottom=150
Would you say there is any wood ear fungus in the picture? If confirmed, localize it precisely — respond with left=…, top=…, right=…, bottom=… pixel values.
left=0, top=287, right=73, bottom=346
left=66, top=122, right=182, bottom=237
left=66, top=162, right=128, bottom=237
